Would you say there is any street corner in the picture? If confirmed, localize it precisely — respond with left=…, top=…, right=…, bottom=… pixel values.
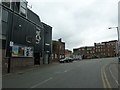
left=103, top=62, right=119, bottom=88
left=101, top=65, right=112, bottom=88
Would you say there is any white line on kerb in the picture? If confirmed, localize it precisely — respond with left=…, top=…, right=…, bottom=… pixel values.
left=30, top=77, right=53, bottom=88
left=109, top=65, right=119, bottom=86
left=64, top=70, right=68, bottom=73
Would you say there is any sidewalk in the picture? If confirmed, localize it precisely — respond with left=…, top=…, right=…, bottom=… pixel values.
left=2, top=61, right=59, bottom=77
left=108, top=61, right=119, bottom=88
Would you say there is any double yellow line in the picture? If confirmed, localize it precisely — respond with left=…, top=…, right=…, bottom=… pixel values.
left=101, top=65, right=112, bottom=89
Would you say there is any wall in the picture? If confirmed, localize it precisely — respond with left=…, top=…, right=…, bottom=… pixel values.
left=2, top=49, right=34, bottom=74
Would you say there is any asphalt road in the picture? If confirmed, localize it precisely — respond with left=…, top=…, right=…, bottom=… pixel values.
left=2, top=57, right=119, bottom=88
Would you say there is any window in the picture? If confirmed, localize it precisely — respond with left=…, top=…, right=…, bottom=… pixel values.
left=82, top=48, right=85, bottom=50
left=20, top=7, right=26, bottom=14
left=2, top=9, right=8, bottom=22
left=2, top=0, right=11, bottom=8
left=15, top=2, right=20, bottom=12
left=20, top=1, right=27, bottom=17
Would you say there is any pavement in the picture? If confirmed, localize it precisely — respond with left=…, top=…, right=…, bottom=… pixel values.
left=2, top=61, right=59, bottom=77
left=104, top=58, right=119, bottom=88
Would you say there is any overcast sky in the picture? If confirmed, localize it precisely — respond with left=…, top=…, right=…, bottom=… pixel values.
left=28, top=0, right=119, bottom=51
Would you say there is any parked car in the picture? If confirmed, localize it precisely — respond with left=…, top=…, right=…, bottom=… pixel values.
left=59, top=57, right=73, bottom=63
left=72, top=58, right=80, bottom=61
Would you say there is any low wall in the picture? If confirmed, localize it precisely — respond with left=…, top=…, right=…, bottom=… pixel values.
left=2, top=49, right=34, bottom=74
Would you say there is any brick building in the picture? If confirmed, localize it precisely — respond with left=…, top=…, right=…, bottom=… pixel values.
left=94, top=43, right=106, bottom=58
left=52, top=38, right=65, bottom=61
left=73, top=40, right=118, bottom=59
left=65, top=49, right=72, bottom=58
left=73, top=46, right=95, bottom=59
left=95, top=40, right=118, bottom=57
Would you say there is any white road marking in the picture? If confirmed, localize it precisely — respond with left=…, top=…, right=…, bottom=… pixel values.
left=55, top=70, right=68, bottom=74
left=109, top=65, right=119, bottom=86
left=64, top=70, right=68, bottom=73
left=30, top=77, right=53, bottom=88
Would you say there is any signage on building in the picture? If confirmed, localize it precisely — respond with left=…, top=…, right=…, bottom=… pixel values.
left=36, top=27, right=41, bottom=44
left=96, top=43, right=105, bottom=45
left=12, top=45, right=33, bottom=57
left=45, top=43, right=50, bottom=46
left=10, top=41, right=14, bottom=47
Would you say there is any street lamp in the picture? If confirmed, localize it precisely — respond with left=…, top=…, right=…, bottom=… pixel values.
left=108, top=27, right=120, bottom=62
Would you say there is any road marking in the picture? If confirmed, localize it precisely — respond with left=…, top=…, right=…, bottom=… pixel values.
left=64, top=70, right=68, bottom=73
left=103, top=70, right=112, bottom=89
left=55, top=70, right=69, bottom=74
left=101, top=65, right=112, bottom=89
left=29, top=77, right=53, bottom=89
left=109, top=65, right=119, bottom=86
left=101, top=68, right=106, bottom=88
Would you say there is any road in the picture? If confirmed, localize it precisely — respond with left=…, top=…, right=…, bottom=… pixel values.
left=2, top=57, right=119, bottom=88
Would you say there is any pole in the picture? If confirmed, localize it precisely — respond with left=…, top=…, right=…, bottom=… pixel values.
left=117, top=27, right=120, bottom=62
left=8, top=56, right=11, bottom=73
left=7, top=2, right=15, bottom=73
left=108, top=27, right=120, bottom=61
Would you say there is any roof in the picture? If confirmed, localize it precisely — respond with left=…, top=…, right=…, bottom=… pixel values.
left=27, top=9, right=43, bottom=28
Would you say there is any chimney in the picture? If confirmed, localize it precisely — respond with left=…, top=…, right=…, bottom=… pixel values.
left=94, top=43, right=96, bottom=46
left=58, top=38, right=62, bottom=42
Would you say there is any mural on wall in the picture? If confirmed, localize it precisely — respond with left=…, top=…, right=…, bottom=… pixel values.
left=12, top=45, right=33, bottom=57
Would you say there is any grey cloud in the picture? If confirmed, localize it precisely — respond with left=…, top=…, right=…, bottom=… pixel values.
left=29, top=0, right=119, bottom=51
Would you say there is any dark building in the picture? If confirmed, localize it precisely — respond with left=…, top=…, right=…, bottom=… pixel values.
left=1, top=0, right=52, bottom=73
left=42, top=22, right=52, bottom=64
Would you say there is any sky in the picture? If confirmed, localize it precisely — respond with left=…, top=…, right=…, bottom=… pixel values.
left=28, top=0, right=119, bottom=51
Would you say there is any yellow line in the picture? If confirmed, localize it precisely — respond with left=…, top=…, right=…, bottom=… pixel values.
left=101, top=64, right=112, bottom=90
left=101, top=67, right=107, bottom=88
left=103, top=70, right=112, bottom=89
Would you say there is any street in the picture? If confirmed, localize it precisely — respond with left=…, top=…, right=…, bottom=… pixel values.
left=2, top=57, right=119, bottom=88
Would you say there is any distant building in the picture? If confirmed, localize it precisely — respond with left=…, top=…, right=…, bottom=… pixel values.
left=73, top=48, right=81, bottom=59
left=73, top=40, right=118, bottom=59
left=85, top=46, right=95, bottom=59
left=94, top=43, right=106, bottom=58
left=52, top=38, right=65, bottom=61
left=95, top=40, right=118, bottom=57
left=73, top=46, right=95, bottom=59
left=65, top=49, right=72, bottom=58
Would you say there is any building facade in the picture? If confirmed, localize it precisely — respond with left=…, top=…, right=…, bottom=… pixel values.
left=73, top=46, right=95, bottom=59
left=73, top=40, right=118, bottom=59
left=65, top=49, right=72, bottom=58
left=52, top=38, right=65, bottom=61
left=1, top=0, right=52, bottom=73
left=95, top=40, right=118, bottom=58
left=42, top=22, right=52, bottom=64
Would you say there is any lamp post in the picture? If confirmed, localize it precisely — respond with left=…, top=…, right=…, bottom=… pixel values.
left=108, top=27, right=120, bottom=62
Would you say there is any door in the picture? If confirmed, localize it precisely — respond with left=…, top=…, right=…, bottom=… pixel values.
left=44, top=54, right=49, bottom=64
